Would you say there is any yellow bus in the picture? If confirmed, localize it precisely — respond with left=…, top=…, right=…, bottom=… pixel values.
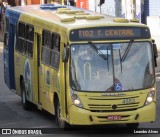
left=4, top=4, right=158, bottom=129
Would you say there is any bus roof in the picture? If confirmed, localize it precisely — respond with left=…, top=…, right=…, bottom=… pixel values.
left=6, top=4, right=146, bottom=30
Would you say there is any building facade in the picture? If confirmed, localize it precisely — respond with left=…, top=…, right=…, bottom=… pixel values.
left=76, top=0, right=144, bottom=22
left=144, top=0, right=160, bottom=17
left=144, top=0, right=160, bottom=51
left=1, top=0, right=159, bottom=50
left=18, top=0, right=62, bottom=5
left=74, top=0, right=160, bottom=50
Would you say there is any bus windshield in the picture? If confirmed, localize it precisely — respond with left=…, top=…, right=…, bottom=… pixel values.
left=70, top=42, right=154, bottom=92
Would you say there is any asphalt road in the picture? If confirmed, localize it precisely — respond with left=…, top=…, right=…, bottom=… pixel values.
left=0, top=42, right=160, bottom=137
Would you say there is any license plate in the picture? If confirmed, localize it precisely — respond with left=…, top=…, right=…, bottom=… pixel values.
left=107, top=115, right=121, bottom=120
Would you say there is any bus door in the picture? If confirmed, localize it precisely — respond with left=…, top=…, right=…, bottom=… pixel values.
left=36, top=32, right=48, bottom=109
left=4, top=22, right=15, bottom=90
left=3, top=28, right=9, bottom=88
left=36, top=33, right=42, bottom=104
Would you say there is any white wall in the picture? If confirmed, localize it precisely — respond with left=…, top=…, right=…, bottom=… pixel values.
left=89, top=0, right=96, bottom=12
left=147, top=16, right=160, bottom=51
left=121, top=0, right=144, bottom=22
left=121, top=0, right=135, bottom=19
left=21, top=0, right=26, bottom=5
left=89, top=0, right=121, bottom=17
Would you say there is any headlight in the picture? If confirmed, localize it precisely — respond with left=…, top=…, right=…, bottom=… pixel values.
left=71, top=90, right=83, bottom=108
left=145, top=90, right=155, bottom=106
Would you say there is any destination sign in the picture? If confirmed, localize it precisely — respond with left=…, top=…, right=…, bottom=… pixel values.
left=70, top=27, right=150, bottom=41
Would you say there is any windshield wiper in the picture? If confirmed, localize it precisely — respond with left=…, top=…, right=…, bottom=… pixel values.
left=119, top=49, right=122, bottom=73
left=88, top=41, right=107, bottom=60
left=121, top=39, right=134, bottom=61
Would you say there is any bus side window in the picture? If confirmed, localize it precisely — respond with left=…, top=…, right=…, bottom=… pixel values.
left=53, top=34, right=60, bottom=52
left=26, top=25, right=34, bottom=41
left=5, top=17, right=9, bottom=33
left=4, top=18, right=9, bottom=48
left=42, top=47, right=47, bottom=63
left=51, top=50, right=60, bottom=69
left=18, top=22, right=25, bottom=38
left=26, top=24, right=34, bottom=58
left=42, top=30, right=51, bottom=65
left=4, top=33, right=9, bottom=47
left=16, top=22, right=25, bottom=54
left=50, top=33, right=60, bottom=69
left=42, top=30, right=51, bottom=48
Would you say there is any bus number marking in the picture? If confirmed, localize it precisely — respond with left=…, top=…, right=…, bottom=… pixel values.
left=79, top=30, right=94, bottom=37
left=122, top=98, right=135, bottom=104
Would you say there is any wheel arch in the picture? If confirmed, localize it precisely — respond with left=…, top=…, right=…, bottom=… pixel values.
left=53, top=92, right=59, bottom=114
left=19, top=75, right=24, bottom=96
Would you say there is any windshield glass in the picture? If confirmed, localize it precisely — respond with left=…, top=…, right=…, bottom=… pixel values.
left=70, top=42, right=154, bottom=92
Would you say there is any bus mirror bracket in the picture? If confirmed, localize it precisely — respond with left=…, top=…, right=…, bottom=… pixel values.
left=62, top=47, right=69, bottom=62
left=152, top=40, right=158, bottom=58
left=152, top=40, right=158, bottom=67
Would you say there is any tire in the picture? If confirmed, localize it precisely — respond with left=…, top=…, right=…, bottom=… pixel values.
left=126, top=123, right=139, bottom=129
left=55, top=100, right=69, bottom=129
left=21, top=80, right=31, bottom=110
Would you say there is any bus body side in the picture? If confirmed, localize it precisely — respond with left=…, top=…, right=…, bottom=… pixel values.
left=14, top=13, right=68, bottom=116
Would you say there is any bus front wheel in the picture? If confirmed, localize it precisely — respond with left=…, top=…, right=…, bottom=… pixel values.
left=21, top=80, right=31, bottom=110
left=55, top=100, right=69, bottom=129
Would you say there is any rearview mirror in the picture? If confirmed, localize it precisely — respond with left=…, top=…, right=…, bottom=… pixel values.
left=62, top=47, right=69, bottom=62
left=153, top=43, right=158, bottom=58
left=152, top=40, right=158, bottom=67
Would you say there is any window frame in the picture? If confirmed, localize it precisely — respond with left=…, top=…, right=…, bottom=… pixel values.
left=15, top=22, right=34, bottom=58
left=41, top=29, right=60, bottom=70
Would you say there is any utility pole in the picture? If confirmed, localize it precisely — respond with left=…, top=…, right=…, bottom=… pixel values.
left=99, top=0, right=105, bottom=13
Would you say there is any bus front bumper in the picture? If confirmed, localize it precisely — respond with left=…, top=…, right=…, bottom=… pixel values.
left=68, top=102, right=156, bottom=125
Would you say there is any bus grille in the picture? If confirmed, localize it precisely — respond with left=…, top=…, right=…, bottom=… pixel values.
left=85, top=96, right=143, bottom=112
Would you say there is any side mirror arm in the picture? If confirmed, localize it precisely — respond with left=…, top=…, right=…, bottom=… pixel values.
left=152, top=40, right=158, bottom=67
left=62, top=46, right=69, bottom=63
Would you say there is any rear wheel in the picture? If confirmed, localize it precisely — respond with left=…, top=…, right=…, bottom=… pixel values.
left=55, top=100, right=69, bottom=129
left=21, top=80, right=31, bottom=110
left=126, top=123, right=139, bottom=129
